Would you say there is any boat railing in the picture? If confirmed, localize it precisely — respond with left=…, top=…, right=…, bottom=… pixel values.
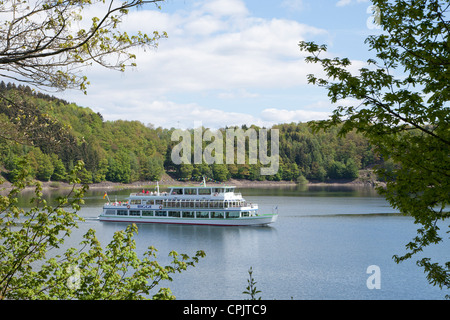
left=105, top=202, right=129, bottom=207
left=129, top=192, right=169, bottom=196
left=104, top=201, right=258, bottom=209
left=245, top=202, right=258, bottom=209
left=128, top=191, right=243, bottom=196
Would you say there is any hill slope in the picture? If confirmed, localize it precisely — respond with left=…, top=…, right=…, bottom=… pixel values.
left=0, top=82, right=384, bottom=184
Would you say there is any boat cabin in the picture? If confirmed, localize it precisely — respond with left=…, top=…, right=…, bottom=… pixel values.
left=168, top=186, right=238, bottom=197
left=131, top=185, right=242, bottom=200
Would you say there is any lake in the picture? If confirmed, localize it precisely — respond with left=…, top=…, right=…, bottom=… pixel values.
left=19, top=184, right=449, bottom=300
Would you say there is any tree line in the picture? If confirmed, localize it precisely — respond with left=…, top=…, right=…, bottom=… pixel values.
left=0, top=83, right=384, bottom=185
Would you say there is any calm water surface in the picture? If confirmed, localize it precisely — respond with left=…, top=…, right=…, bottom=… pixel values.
left=22, top=185, right=449, bottom=300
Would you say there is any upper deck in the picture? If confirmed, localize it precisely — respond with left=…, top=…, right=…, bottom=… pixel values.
left=130, top=185, right=243, bottom=201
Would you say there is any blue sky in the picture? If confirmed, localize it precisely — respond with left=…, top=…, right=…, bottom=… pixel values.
left=57, top=0, right=382, bottom=129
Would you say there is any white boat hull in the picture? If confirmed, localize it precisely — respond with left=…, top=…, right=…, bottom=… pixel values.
left=98, top=213, right=278, bottom=226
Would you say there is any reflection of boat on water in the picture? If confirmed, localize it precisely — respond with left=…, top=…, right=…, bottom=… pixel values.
left=98, top=180, right=278, bottom=226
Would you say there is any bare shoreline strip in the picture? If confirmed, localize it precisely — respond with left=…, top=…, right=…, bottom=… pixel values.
left=1, top=177, right=382, bottom=195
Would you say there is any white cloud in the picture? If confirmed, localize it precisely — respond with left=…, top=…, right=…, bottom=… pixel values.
left=261, top=107, right=329, bottom=123
left=99, top=99, right=264, bottom=129
left=59, top=0, right=364, bottom=129
left=336, top=0, right=351, bottom=7
left=202, top=0, right=249, bottom=17
left=336, top=0, right=368, bottom=6
left=120, top=7, right=329, bottom=95
left=217, top=89, right=259, bottom=99
left=281, top=0, right=305, bottom=12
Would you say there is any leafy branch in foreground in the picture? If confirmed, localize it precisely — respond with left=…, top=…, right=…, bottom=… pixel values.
left=0, top=0, right=167, bottom=93
left=299, top=0, right=449, bottom=297
left=0, top=160, right=205, bottom=299
left=61, top=226, right=205, bottom=300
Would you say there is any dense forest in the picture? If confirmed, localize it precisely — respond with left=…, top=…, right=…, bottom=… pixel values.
left=0, top=83, right=385, bottom=184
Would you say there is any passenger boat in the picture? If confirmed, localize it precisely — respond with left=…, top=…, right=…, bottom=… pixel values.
left=98, top=180, right=278, bottom=226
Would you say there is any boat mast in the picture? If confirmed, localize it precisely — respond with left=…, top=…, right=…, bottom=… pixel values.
left=156, top=181, right=160, bottom=196
left=202, top=176, right=206, bottom=187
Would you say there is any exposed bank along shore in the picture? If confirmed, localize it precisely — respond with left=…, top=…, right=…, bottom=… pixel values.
left=1, top=170, right=384, bottom=194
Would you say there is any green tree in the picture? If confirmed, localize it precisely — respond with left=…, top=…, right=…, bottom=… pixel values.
left=29, top=148, right=54, bottom=181
left=176, top=163, right=194, bottom=180
left=296, top=174, right=308, bottom=185
left=92, top=158, right=109, bottom=183
left=51, top=154, right=67, bottom=182
left=143, top=154, right=165, bottom=181
left=327, top=160, right=346, bottom=180
left=212, top=164, right=230, bottom=182
left=197, top=163, right=213, bottom=180
left=343, top=158, right=359, bottom=180
left=6, top=156, right=33, bottom=183
left=0, top=162, right=205, bottom=299
left=300, top=0, right=449, bottom=295
left=106, top=151, right=132, bottom=183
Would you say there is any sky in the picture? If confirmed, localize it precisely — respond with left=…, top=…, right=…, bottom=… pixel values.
left=56, top=0, right=383, bottom=129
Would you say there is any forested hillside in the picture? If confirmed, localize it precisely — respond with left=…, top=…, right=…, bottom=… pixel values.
left=0, top=83, right=384, bottom=184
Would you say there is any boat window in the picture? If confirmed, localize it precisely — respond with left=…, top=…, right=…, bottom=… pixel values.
left=105, top=210, right=116, bottom=215
left=146, top=200, right=155, bottom=205
left=241, top=211, right=249, bottom=217
left=155, top=211, right=167, bottom=217
left=129, top=210, right=140, bottom=216
left=196, top=211, right=209, bottom=218
left=155, top=200, right=163, bottom=205
left=117, top=210, right=128, bottom=216
left=183, top=211, right=195, bottom=218
left=211, top=211, right=224, bottom=218
left=172, top=188, right=183, bottom=195
left=214, top=188, right=224, bottom=193
left=198, top=188, right=211, bottom=195
left=130, top=200, right=141, bottom=205
left=142, top=210, right=154, bottom=216
left=226, top=211, right=240, bottom=219
left=167, top=200, right=178, bottom=208
left=168, top=211, right=180, bottom=218
left=184, top=188, right=197, bottom=195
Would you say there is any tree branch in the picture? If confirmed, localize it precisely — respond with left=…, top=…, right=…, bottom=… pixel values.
left=364, top=95, right=450, bottom=146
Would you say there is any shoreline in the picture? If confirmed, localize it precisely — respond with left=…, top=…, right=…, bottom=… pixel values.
left=1, top=170, right=384, bottom=193
left=1, top=177, right=382, bottom=194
